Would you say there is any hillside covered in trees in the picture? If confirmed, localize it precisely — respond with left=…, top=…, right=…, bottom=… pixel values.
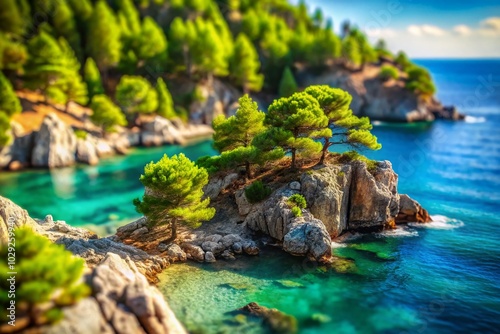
left=0, top=0, right=442, bottom=148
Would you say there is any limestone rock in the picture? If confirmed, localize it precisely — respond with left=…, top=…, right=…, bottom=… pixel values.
left=221, top=234, right=242, bottom=248
left=203, top=173, right=239, bottom=200
left=283, top=212, right=332, bottom=261
left=289, top=181, right=301, bottom=191
left=349, top=161, right=400, bottom=230
left=204, top=234, right=223, bottom=243
left=165, top=244, right=187, bottom=262
left=235, top=189, right=253, bottom=216
left=76, top=137, right=99, bottom=165
left=232, top=242, right=243, bottom=254
left=32, top=114, right=77, bottom=168
left=181, top=243, right=205, bottom=262
left=242, top=240, right=259, bottom=256
left=0, top=196, right=39, bottom=245
left=201, top=241, right=224, bottom=255
left=221, top=249, right=236, bottom=260
left=205, top=251, right=216, bottom=263
left=396, top=194, right=432, bottom=223
left=301, top=164, right=352, bottom=237
left=141, top=116, right=184, bottom=146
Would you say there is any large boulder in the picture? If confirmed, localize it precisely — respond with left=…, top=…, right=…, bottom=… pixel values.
left=32, top=114, right=77, bottom=168
left=203, top=173, right=239, bottom=200
left=283, top=212, right=332, bottom=261
left=0, top=196, right=39, bottom=245
left=348, top=161, right=400, bottom=230
left=141, top=116, right=184, bottom=146
left=0, top=121, right=34, bottom=170
left=300, top=164, right=352, bottom=237
left=396, top=194, right=432, bottom=223
left=76, top=137, right=99, bottom=165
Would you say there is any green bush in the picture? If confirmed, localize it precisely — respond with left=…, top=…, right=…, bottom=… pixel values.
left=74, top=129, right=88, bottom=140
left=195, top=155, right=222, bottom=175
left=404, top=66, right=436, bottom=96
left=291, top=206, right=302, bottom=217
left=0, top=227, right=90, bottom=325
left=288, top=194, right=307, bottom=209
left=245, top=180, right=272, bottom=203
left=339, top=150, right=378, bottom=172
left=379, top=65, right=399, bottom=81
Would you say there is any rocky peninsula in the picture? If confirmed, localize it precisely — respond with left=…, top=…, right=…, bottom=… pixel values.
left=1, top=156, right=430, bottom=333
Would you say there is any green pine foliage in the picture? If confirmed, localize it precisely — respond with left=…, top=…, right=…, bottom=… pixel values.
left=287, top=194, right=307, bottom=209
left=291, top=206, right=302, bottom=217
left=0, top=72, right=21, bottom=117
left=86, top=1, right=122, bottom=72
left=213, top=95, right=281, bottom=178
left=0, top=33, right=28, bottom=71
left=84, top=58, right=105, bottom=101
left=405, top=65, right=436, bottom=97
left=244, top=180, right=272, bottom=203
left=0, top=112, right=11, bottom=147
left=278, top=67, right=298, bottom=98
left=156, top=78, right=176, bottom=119
left=342, top=35, right=362, bottom=68
left=339, top=150, right=378, bottom=172
left=304, top=85, right=381, bottom=163
left=134, top=153, right=215, bottom=243
left=256, top=92, right=328, bottom=169
left=395, top=51, right=412, bottom=70
left=0, top=227, right=90, bottom=325
left=51, top=0, right=83, bottom=60
left=115, top=75, right=158, bottom=116
left=90, top=94, right=127, bottom=132
left=379, top=65, right=399, bottom=81
left=230, top=33, right=264, bottom=93
left=0, top=0, right=29, bottom=37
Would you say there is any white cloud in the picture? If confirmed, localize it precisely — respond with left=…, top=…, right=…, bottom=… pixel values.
left=365, top=28, right=397, bottom=38
left=407, top=24, right=447, bottom=37
left=453, top=24, right=472, bottom=36
left=478, top=17, right=500, bottom=36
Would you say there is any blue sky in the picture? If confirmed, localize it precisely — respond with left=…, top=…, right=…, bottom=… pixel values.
left=295, top=0, right=500, bottom=58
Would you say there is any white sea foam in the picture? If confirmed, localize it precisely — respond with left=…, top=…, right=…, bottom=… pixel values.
left=331, top=242, right=348, bottom=249
left=374, top=226, right=419, bottom=238
left=408, top=215, right=464, bottom=230
left=465, top=116, right=486, bottom=123
left=372, top=120, right=382, bottom=126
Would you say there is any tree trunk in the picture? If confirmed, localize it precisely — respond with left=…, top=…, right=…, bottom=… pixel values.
left=161, top=220, right=177, bottom=245
left=245, top=161, right=252, bottom=179
left=319, top=139, right=330, bottom=165
left=65, top=100, right=70, bottom=113
left=291, top=149, right=297, bottom=170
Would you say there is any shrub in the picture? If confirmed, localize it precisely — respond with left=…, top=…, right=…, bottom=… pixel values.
left=404, top=66, right=436, bottom=96
left=288, top=194, right=307, bottom=209
left=0, top=227, right=90, bottom=325
left=291, top=206, right=302, bottom=217
left=379, top=65, right=399, bottom=81
left=339, top=150, right=378, bottom=172
left=196, top=155, right=222, bottom=175
left=74, top=129, right=88, bottom=140
left=245, top=180, right=272, bottom=203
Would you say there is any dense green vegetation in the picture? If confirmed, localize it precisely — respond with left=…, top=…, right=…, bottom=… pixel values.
left=244, top=180, right=273, bottom=204
left=0, top=0, right=436, bottom=148
left=287, top=194, right=307, bottom=217
left=0, top=227, right=90, bottom=325
left=134, top=153, right=215, bottom=243
left=379, top=65, right=399, bottom=81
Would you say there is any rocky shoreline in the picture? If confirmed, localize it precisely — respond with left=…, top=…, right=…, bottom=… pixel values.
left=0, top=158, right=431, bottom=333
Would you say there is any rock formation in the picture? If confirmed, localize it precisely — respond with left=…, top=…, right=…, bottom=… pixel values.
left=0, top=196, right=39, bottom=245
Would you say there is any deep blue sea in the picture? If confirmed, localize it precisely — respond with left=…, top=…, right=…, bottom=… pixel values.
left=1, top=59, right=499, bottom=333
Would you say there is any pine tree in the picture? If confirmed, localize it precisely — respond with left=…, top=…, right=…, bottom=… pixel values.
left=213, top=95, right=279, bottom=178
left=0, top=0, right=28, bottom=36
left=156, top=78, right=176, bottom=119
left=168, top=17, right=194, bottom=75
left=0, top=111, right=11, bottom=147
left=24, top=31, right=69, bottom=95
left=395, top=51, right=412, bottom=70
left=241, top=9, right=261, bottom=41
left=255, top=92, right=329, bottom=169
left=278, top=66, right=298, bottom=97
left=305, top=85, right=381, bottom=164
left=52, top=1, right=83, bottom=60
left=115, top=75, right=158, bottom=117
left=90, top=94, right=127, bottom=132
left=84, top=58, right=104, bottom=101
left=136, top=17, right=168, bottom=69
left=0, top=72, right=21, bottom=116
left=0, top=33, right=28, bottom=71
left=342, top=35, right=362, bottom=68
left=351, top=30, right=377, bottom=67
left=133, top=153, right=215, bottom=244
left=230, top=33, right=264, bottom=93
left=0, top=227, right=90, bottom=324
left=86, top=1, right=122, bottom=74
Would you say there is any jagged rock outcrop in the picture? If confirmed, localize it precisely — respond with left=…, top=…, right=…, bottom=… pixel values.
left=32, top=113, right=77, bottom=168
left=141, top=116, right=184, bottom=146
left=0, top=121, right=34, bottom=170
left=301, top=164, right=352, bottom=237
left=203, top=172, right=239, bottom=200
left=302, top=64, right=462, bottom=122
left=243, top=187, right=332, bottom=260
left=76, top=137, right=99, bottom=165
left=0, top=196, right=39, bottom=245
left=396, top=194, right=431, bottom=223
left=349, top=161, right=400, bottom=230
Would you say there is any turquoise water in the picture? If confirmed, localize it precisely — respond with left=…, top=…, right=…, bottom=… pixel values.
left=1, top=60, right=500, bottom=332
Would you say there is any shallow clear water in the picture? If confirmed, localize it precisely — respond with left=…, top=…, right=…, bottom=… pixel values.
left=1, top=60, right=499, bottom=333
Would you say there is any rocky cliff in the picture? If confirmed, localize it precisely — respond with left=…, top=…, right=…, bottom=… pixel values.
left=300, top=64, right=463, bottom=122
left=0, top=196, right=186, bottom=334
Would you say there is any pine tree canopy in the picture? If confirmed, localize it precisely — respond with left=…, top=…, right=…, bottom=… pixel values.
left=115, top=75, right=158, bottom=115
left=90, top=94, right=127, bottom=132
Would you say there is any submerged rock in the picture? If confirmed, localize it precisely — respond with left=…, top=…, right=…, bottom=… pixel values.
left=238, top=302, right=298, bottom=334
